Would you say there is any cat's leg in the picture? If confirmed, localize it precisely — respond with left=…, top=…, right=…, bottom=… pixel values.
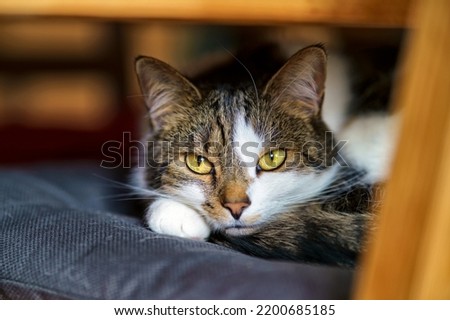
left=146, top=198, right=211, bottom=240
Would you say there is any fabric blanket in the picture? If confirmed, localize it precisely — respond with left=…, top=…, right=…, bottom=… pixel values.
left=0, top=163, right=353, bottom=299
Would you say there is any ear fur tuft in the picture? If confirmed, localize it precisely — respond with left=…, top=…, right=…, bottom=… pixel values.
left=135, top=56, right=201, bottom=132
left=263, top=45, right=327, bottom=117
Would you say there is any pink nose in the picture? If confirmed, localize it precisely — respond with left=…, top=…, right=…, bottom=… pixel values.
left=223, top=201, right=250, bottom=220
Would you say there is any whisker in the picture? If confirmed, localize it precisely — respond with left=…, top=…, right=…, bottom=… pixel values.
left=100, top=196, right=151, bottom=202
left=217, top=42, right=259, bottom=105
left=260, top=168, right=369, bottom=214
left=92, top=174, right=166, bottom=199
left=126, top=93, right=150, bottom=98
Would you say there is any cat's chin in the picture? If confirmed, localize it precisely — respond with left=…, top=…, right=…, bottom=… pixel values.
left=223, top=225, right=260, bottom=236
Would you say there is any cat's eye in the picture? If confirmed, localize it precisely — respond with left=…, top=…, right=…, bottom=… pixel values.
left=185, top=153, right=213, bottom=174
left=258, top=149, right=286, bottom=171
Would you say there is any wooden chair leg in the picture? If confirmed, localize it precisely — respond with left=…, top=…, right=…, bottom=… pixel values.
left=354, top=0, right=450, bottom=299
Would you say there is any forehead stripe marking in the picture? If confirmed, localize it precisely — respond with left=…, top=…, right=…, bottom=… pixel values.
left=233, top=114, right=263, bottom=178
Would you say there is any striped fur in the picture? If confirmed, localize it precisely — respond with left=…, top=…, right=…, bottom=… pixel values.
left=134, top=44, right=386, bottom=267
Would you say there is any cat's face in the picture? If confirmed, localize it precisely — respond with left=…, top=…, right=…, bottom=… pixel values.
left=135, top=45, right=338, bottom=235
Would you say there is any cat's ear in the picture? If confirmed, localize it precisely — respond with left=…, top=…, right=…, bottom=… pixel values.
left=263, top=45, right=327, bottom=117
left=135, top=56, right=201, bottom=132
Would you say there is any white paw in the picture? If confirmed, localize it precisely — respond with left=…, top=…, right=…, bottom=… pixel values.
left=146, top=199, right=211, bottom=240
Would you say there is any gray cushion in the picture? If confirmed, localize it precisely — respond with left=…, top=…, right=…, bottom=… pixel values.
left=0, top=163, right=353, bottom=299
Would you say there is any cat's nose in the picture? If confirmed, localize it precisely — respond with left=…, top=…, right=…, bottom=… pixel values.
left=223, top=201, right=250, bottom=220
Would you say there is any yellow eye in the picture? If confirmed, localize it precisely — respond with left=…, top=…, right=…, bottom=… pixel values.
left=258, top=149, right=286, bottom=171
left=185, top=153, right=213, bottom=174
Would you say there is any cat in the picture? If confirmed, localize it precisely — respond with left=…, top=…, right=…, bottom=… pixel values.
left=132, top=44, right=396, bottom=268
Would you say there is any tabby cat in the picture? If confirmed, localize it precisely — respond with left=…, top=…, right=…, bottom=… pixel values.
left=133, top=44, right=395, bottom=268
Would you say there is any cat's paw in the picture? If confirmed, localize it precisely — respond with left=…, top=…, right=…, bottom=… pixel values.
left=146, top=199, right=211, bottom=240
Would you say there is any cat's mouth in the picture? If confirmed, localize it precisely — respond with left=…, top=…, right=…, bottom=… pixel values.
left=223, top=224, right=261, bottom=236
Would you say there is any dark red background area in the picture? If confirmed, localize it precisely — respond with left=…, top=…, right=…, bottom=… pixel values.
left=0, top=109, right=138, bottom=166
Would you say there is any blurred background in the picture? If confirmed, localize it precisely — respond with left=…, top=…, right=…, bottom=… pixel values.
left=1, top=0, right=449, bottom=300
left=0, top=13, right=403, bottom=165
